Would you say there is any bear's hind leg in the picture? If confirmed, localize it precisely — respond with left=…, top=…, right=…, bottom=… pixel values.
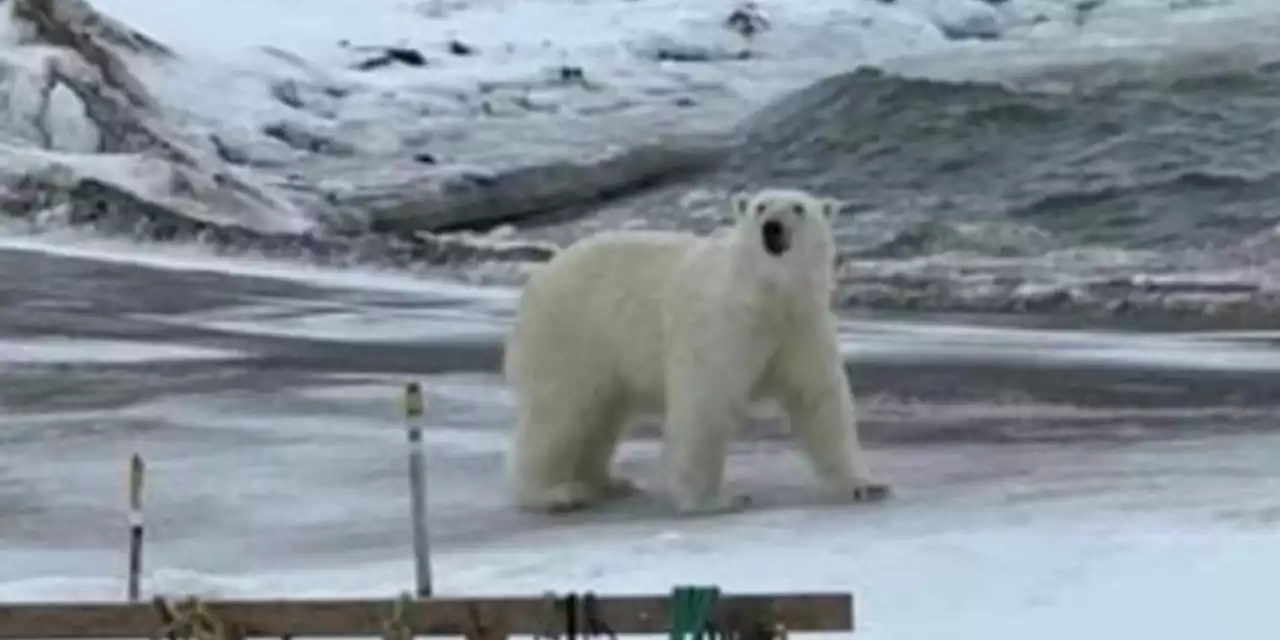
left=574, top=401, right=641, bottom=501
left=507, top=394, right=609, bottom=513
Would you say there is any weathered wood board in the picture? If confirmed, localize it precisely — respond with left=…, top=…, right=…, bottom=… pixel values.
left=0, top=592, right=854, bottom=638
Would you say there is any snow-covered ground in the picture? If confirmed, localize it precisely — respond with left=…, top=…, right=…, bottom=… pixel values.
left=2, top=239, right=1280, bottom=639
left=5, top=0, right=1280, bottom=636
left=9, top=431, right=1280, bottom=640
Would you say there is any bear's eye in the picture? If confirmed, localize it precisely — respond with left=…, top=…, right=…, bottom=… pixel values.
left=755, top=203, right=767, bottom=216
left=792, top=204, right=805, bottom=216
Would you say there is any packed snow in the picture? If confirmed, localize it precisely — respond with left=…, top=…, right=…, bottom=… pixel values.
left=4, top=386, right=1280, bottom=640
left=0, top=337, right=244, bottom=363
left=4, top=0, right=1280, bottom=637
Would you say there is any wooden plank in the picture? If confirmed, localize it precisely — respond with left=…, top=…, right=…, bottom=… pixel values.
left=0, top=593, right=853, bottom=638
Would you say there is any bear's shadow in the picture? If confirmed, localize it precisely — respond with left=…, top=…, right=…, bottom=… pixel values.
left=521, top=483, right=895, bottom=527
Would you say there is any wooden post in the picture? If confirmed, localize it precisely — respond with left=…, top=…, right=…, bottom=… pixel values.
left=125, top=454, right=145, bottom=602
left=403, top=382, right=432, bottom=598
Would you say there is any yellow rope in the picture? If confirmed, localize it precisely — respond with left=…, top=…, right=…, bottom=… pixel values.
left=768, top=622, right=789, bottom=640
left=738, top=620, right=789, bottom=640
left=535, top=590, right=561, bottom=640
left=154, top=596, right=231, bottom=640
left=381, top=591, right=415, bottom=640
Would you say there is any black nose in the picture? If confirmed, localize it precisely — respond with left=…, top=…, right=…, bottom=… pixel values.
left=762, top=220, right=788, bottom=255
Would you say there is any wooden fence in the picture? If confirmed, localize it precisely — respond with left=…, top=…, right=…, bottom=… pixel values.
left=0, top=591, right=853, bottom=639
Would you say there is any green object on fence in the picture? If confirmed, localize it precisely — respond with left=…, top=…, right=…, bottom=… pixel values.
left=669, top=585, right=721, bottom=640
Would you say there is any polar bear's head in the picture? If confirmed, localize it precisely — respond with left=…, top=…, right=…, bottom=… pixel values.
left=730, top=187, right=839, bottom=272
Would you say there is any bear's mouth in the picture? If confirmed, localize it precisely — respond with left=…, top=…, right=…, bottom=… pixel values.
left=762, top=219, right=789, bottom=256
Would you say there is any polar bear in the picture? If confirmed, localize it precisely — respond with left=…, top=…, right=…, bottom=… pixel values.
left=502, top=187, right=890, bottom=515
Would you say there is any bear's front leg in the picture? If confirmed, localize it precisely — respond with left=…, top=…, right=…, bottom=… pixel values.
left=776, top=317, right=891, bottom=504
left=662, top=362, right=756, bottom=516
left=664, top=414, right=752, bottom=515
left=787, top=390, right=891, bottom=503
left=659, top=294, right=765, bottom=516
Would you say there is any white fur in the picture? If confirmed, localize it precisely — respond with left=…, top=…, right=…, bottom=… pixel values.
left=502, top=188, right=884, bottom=515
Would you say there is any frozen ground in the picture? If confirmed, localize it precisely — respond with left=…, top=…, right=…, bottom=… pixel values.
left=8, top=433, right=1280, bottom=640
left=1, top=238, right=1280, bottom=639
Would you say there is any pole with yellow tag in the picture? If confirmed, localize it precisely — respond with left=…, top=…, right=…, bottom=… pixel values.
left=126, top=453, right=145, bottom=601
left=404, top=382, right=433, bottom=597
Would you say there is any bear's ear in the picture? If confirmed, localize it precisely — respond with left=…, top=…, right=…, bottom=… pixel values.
left=821, top=198, right=842, bottom=219
left=731, top=193, right=752, bottom=218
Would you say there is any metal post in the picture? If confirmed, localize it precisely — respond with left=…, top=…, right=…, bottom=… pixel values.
left=404, top=382, right=433, bottom=597
left=126, top=454, right=145, bottom=601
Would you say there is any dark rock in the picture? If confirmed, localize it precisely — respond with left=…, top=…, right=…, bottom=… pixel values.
left=386, top=47, right=427, bottom=66
left=644, top=39, right=752, bottom=63
left=0, top=178, right=43, bottom=217
left=322, top=85, right=350, bottom=99
left=261, top=122, right=355, bottom=156
left=353, top=47, right=427, bottom=70
left=557, top=66, right=585, bottom=84
left=207, top=133, right=250, bottom=165
left=724, top=2, right=770, bottom=38
left=1073, top=0, right=1105, bottom=26
left=337, top=135, right=730, bottom=234
left=356, top=55, right=395, bottom=71
left=448, top=39, right=475, bottom=56
left=271, top=80, right=305, bottom=109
